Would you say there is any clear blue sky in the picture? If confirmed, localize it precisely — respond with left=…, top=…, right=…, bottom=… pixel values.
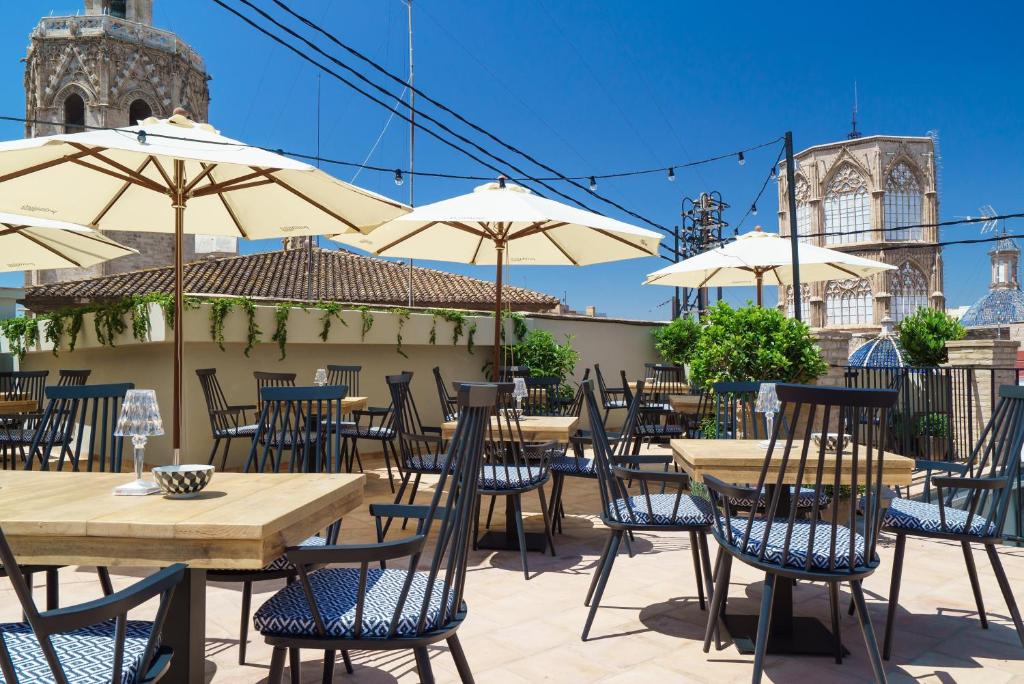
left=1, top=1, right=1022, bottom=319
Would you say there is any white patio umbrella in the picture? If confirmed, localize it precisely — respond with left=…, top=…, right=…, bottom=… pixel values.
left=333, top=180, right=663, bottom=373
left=644, top=226, right=894, bottom=306
left=0, top=112, right=410, bottom=458
left=0, top=211, right=137, bottom=271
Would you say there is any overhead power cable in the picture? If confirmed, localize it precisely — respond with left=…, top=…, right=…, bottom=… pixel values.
left=733, top=145, right=786, bottom=234
left=793, top=212, right=1024, bottom=242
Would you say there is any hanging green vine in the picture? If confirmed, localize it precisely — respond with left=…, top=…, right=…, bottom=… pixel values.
left=358, top=306, right=374, bottom=341
left=394, top=308, right=410, bottom=358
left=317, top=301, right=346, bottom=342
left=467, top=322, right=477, bottom=354
left=271, top=302, right=291, bottom=360
left=66, top=310, right=84, bottom=352
left=238, top=298, right=261, bottom=357
left=427, top=308, right=468, bottom=346
left=208, top=298, right=235, bottom=351
left=43, top=315, right=65, bottom=356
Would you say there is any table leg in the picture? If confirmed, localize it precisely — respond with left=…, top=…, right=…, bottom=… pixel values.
left=164, top=567, right=206, bottom=683
left=476, top=494, right=547, bottom=552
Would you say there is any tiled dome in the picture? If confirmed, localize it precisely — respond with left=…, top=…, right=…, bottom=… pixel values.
left=959, top=288, right=1024, bottom=328
left=848, top=335, right=906, bottom=368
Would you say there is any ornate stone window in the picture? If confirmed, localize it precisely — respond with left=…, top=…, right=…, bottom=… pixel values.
left=63, top=93, right=85, bottom=134
left=129, top=99, right=152, bottom=125
left=823, top=164, right=870, bottom=246
left=108, top=0, right=128, bottom=18
left=884, top=162, right=923, bottom=241
left=785, top=283, right=810, bottom=319
left=794, top=176, right=812, bottom=243
left=825, top=278, right=873, bottom=326
left=891, top=261, right=929, bottom=322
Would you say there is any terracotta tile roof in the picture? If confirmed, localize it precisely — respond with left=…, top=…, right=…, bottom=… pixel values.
left=24, top=247, right=559, bottom=312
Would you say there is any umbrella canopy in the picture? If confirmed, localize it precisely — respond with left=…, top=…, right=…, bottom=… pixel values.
left=644, top=226, right=894, bottom=305
left=0, top=113, right=410, bottom=457
left=333, top=181, right=663, bottom=371
left=0, top=211, right=136, bottom=271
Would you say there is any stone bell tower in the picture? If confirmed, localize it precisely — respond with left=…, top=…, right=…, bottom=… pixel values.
left=23, top=0, right=237, bottom=286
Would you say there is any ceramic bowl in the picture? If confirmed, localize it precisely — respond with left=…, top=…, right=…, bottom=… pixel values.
left=811, top=432, right=851, bottom=452
left=152, top=464, right=214, bottom=499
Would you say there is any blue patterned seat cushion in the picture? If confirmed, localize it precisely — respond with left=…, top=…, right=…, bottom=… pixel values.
left=882, top=497, right=997, bottom=538
left=610, top=493, right=714, bottom=526
left=254, top=567, right=459, bottom=639
left=217, top=423, right=258, bottom=438
left=603, top=399, right=628, bottom=409
left=338, top=425, right=395, bottom=440
left=261, top=535, right=327, bottom=572
left=722, top=517, right=866, bottom=570
left=0, top=620, right=152, bottom=684
left=404, top=453, right=453, bottom=472
left=730, top=487, right=832, bottom=510
left=549, top=455, right=595, bottom=476
left=635, top=424, right=684, bottom=438
left=0, top=429, right=37, bottom=444
left=479, top=465, right=546, bottom=490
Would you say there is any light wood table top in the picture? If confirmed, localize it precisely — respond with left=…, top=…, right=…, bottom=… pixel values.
left=0, top=471, right=365, bottom=570
left=628, top=381, right=691, bottom=394
left=0, top=399, right=38, bottom=414
left=668, top=394, right=705, bottom=413
left=341, top=396, right=368, bottom=412
left=441, top=415, right=579, bottom=442
left=671, top=439, right=914, bottom=487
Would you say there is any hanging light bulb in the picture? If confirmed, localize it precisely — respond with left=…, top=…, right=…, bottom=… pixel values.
left=667, top=167, right=675, bottom=182
left=770, top=166, right=778, bottom=180
left=737, top=151, right=745, bottom=166
left=136, top=129, right=147, bottom=145
left=589, top=176, right=597, bottom=192
left=751, top=203, right=758, bottom=216
left=394, top=169, right=404, bottom=186
left=498, top=175, right=507, bottom=189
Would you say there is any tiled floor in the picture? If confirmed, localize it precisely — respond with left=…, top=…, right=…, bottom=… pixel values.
left=4, top=448, right=1023, bottom=683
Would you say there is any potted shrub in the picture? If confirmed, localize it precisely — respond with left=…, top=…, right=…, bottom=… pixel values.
left=915, top=412, right=950, bottom=459
left=897, top=308, right=966, bottom=367
left=651, top=316, right=701, bottom=371
left=508, top=329, right=580, bottom=399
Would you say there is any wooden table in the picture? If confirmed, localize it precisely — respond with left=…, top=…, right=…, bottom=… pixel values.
left=671, top=439, right=913, bottom=657
left=668, top=394, right=704, bottom=413
left=0, top=392, right=37, bottom=414
left=0, top=471, right=365, bottom=683
left=341, top=396, right=368, bottom=413
left=628, top=380, right=690, bottom=394
left=441, top=415, right=579, bottom=442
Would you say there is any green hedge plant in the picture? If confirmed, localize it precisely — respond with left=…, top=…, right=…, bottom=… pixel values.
left=896, top=308, right=966, bottom=367
left=652, top=316, right=701, bottom=366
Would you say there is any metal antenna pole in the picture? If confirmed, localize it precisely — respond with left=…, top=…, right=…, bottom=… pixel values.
left=785, top=130, right=803, bottom=321
left=672, top=225, right=680, bottom=319
left=307, top=73, right=320, bottom=302
left=406, top=0, right=415, bottom=307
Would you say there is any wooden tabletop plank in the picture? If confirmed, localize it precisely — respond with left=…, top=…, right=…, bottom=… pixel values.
left=441, top=415, right=579, bottom=442
left=668, top=394, right=704, bottom=412
left=628, top=381, right=690, bottom=394
left=342, top=396, right=368, bottom=412
left=671, top=439, right=914, bottom=487
left=0, top=399, right=39, bottom=413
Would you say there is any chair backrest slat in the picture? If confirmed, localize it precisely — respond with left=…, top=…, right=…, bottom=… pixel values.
left=244, top=384, right=347, bottom=474
left=433, top=366, right=458, bottom=422
left=326, top=365, right=361, bottom=396
left=27, top=383, right=133, bottom=472
left=582, top=380, right=646, bottom=525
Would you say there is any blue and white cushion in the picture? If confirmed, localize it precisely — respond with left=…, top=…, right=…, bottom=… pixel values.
left=722, top=517, right=866, bottom=570
left=604, top=399, right=628, bottom=409
left=254, top=568, right=459, bottom=639
left=0, top=429, right=37, bottom=444
left=404, top=453, right=452, bottom=472
left=218, top=423, right=258, bottom=438
left=635, top=424, right=684, bottom=438
left=339, top=426, right=395, bottom=440
left=882, top=497, right=997, bottom=538
left=610, top=493, right=714, bottom=526
left=261, top=535, right=327, bottom=572
left=0, top=620, right=153, bottom=684
left=478, top=465, right=546, bottom=490
left=730, top=487, right=832, bottom=510
left=549, top=455, right=595, bottom=476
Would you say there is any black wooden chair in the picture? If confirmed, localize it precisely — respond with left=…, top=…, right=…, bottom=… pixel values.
left=594, top=363, right=628, bottom=426
left=325, top=364, right=361, bottom=395
left=219, top=384, right=347, bottom=667
left=0, top=371, right=49, bottom=468
left=254, top=371, right=296, bottom=412
left=625, top=370, right=685, bottom=451
left=337, top=375, right=403, bottom=491
left=498, top=365, right=530, bottom=381
left=433, top=366, right=458, bottom=423
left=881, top=384, right=1024, bottom=660
left=196, top=368, right=258, bottom=470
left=0, top=371, right=48, bottom=407
left=702, top=383, right=897, bottom=683
left=389, top=374, right=449, bottom=527
left=252, top=383, right=496, bottom=683
left=56, top=369, right=91, bottom=386
left=0, top=524, right=185, bottom=684
left=580, top=379, right=715, bottom=640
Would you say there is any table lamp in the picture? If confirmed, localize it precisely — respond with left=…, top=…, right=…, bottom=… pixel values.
left=113, top=389, right=164, bottom=496
left=754, top=383, right=780, bottom=449
left=512, top=377, right=528, bottom=414
left=314, top=368, right=328, bottom=387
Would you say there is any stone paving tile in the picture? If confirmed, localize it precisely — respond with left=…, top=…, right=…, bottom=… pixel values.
left=1, top=447, right=1021, bottom=682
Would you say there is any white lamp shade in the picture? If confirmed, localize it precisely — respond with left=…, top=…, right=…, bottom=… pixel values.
left=114, top=389, right=165, bottom=437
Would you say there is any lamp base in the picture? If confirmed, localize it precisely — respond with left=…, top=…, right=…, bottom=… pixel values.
left=757, top=439, right=772, bottom=449
left=113, top=479, right=162, bottom=496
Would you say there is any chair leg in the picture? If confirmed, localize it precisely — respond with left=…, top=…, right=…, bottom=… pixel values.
left=45, top=568, right=58, bottom=610
left=484, top=495, right=497, bottom=529
left=511, top=495, right=530, bottom=580
left=962, top=541, right=988, bottom=629
left=384, top=470, right=413, bottom=537
left=882, top=533, right=906, bottom=661
left=97, top=567, right=114, bottom=596
left=238, top=580, right=252, bottom=665
left=752, top=573, right=776, bottom=684
left=413, top=646, right=435, bottom=684
left=689, top=532, right=705, bottom=611
left=381, top=440, right=396, bottom=493
left=401, top=473, right=422, bottom=531
left=582, top=530, right=622, bottom=641
left=703, top=551, right=732, bottom=653
left=829, top=581, right=843, bottom=664
left=536, top=485, right=557, bottom=557
left=851, top=579, right=887, bottom=684
left=220, top=437, right=232, bottom=472
left=341, top=650, right=354, bottom=674
left=447, top=634, right=475, bottom=683
left=585, top=531, right=616, bottom=607
left=986, top=543, right=1024, bottom=648
left=207, top=437, right=220, bottom=466
left=269, top=646, right=287, bottom=683
left=322, top=650, right=335, bottom=683
left=288, top=647, right=300, bottom=684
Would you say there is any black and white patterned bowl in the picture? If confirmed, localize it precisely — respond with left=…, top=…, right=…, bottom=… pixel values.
left=152, top=465, right=214, bottom=499
left=812, top=432, right=851, bottom=453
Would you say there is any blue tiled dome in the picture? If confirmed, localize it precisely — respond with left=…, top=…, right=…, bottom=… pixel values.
left=959, top=288, right=1024, bottom=328
left=848, top=336, right=906, bottom=368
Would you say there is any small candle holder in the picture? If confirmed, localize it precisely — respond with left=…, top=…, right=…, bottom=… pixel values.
left=755, top=383, right=780, bottom=449
left=113, top=389, right=164, bottom=496
left=512, top=376, right=528, bottom=415
left=313, top=368, right=328, bottom=386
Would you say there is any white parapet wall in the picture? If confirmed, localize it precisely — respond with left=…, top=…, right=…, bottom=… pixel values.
left=4, top=302, right=660, bottom=466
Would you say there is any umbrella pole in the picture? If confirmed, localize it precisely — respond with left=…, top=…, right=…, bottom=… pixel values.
left=172, top=159, right=185, bottom=465
left=493, top=243, right=504, bottom=380
left=756, top=271, right=763, bottom=307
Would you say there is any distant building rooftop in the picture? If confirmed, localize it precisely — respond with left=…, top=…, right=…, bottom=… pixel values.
left=959, top=288, right=1024, bottom=328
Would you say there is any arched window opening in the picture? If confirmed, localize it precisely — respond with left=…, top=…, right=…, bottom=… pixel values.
left=891, top=261, right=929, bottom=322
left=129, top=99, right=152, bottom=125
left=63, top=93, right=85, bottom=134
left=794, top=176, right=812, bottom=243
left=823, top=164, right=870, bottom=246
left=885, top=162, right=923, bottom=241
left=785, top=284, right=810, bottom=319
left=108, top=0, right=127, bottom=18
left=826, top=278, right=873, bottom=326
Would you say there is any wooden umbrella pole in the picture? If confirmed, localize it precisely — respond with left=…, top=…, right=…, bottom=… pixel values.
left=493, top=242, right=504, bottom=380
left=172, top=159, right=185, bottom=464
left=756, top=270, right=764, bottom=307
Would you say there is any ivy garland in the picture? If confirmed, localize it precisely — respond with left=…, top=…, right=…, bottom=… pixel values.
left=394, top=308, right=410, bottom=358
left=317, top=301, right=347, bottom=342
left=208, top=298, right=235, bottom=351
left=271, top=302, right=291, bottom=360
left=358, top=306, right=374, bottom=341
left=237, top=298, right=261, bottom=357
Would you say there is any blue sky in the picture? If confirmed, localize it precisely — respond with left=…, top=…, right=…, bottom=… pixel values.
left=1, top=1, right=1022, bottom=319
